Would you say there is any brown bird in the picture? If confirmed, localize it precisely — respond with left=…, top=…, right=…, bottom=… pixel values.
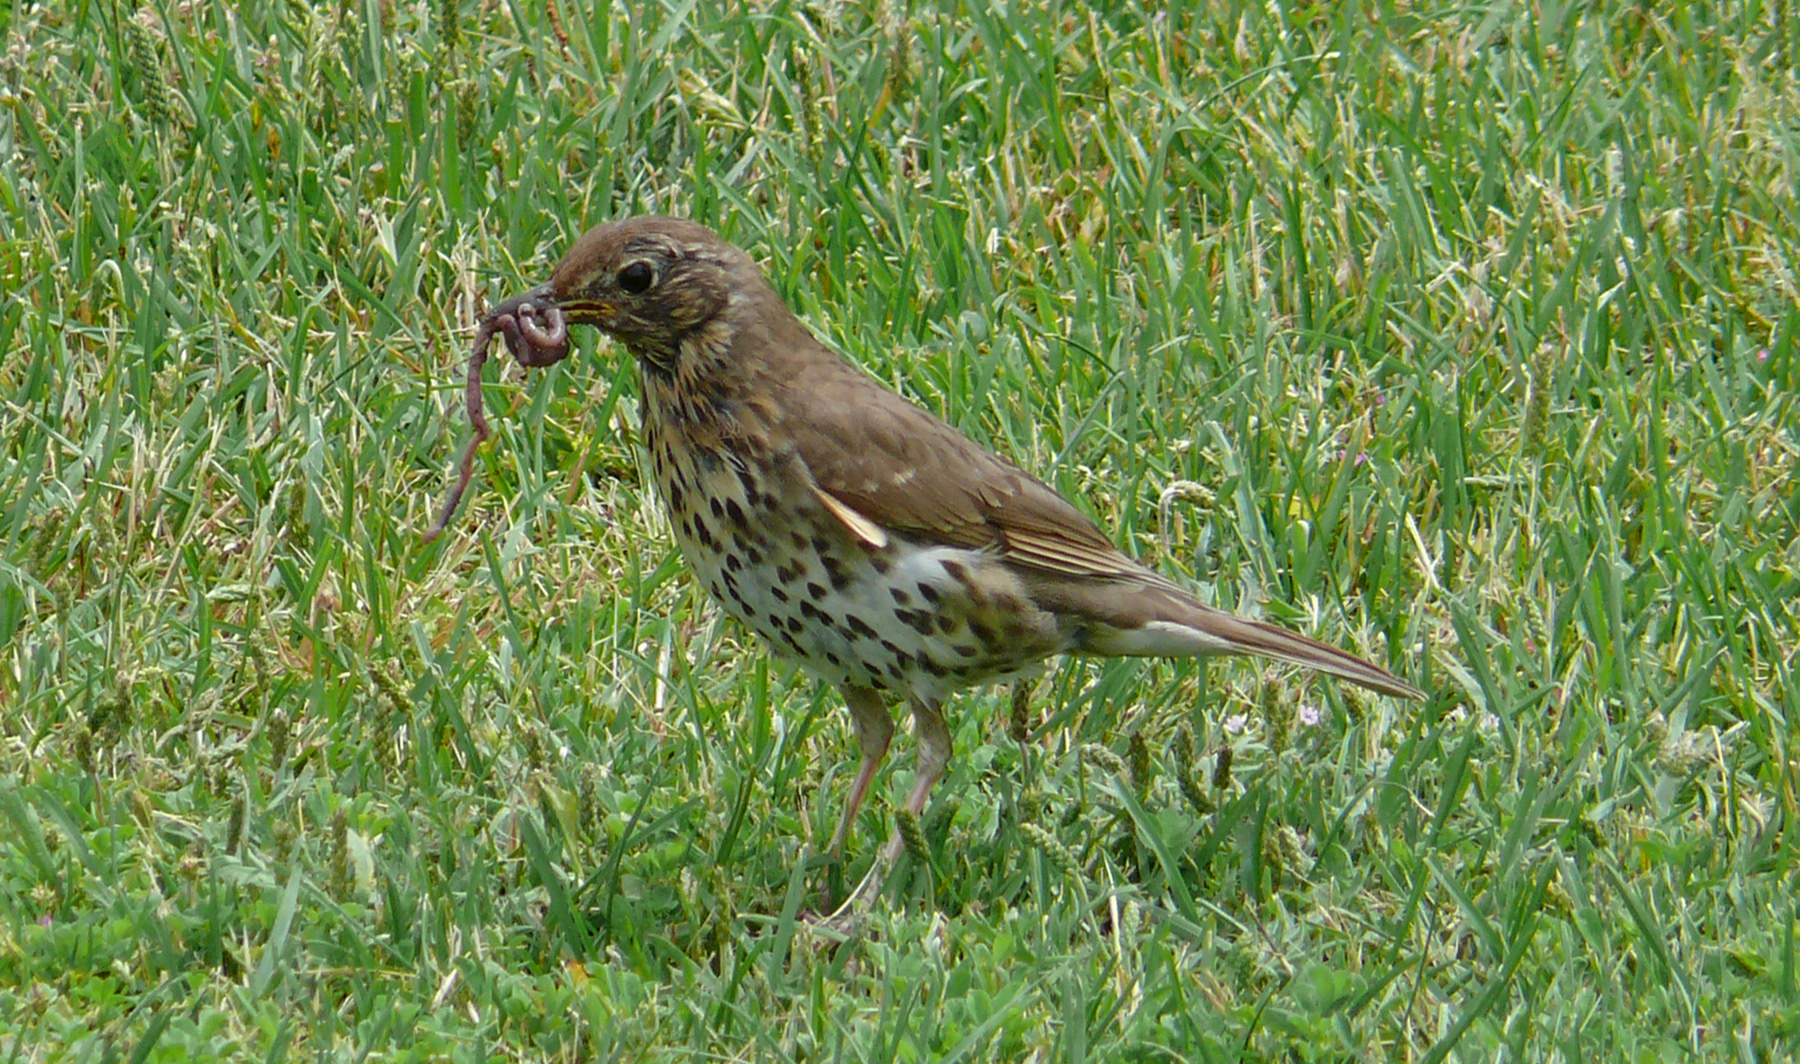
left=482, top=216, right=1422, bottom=896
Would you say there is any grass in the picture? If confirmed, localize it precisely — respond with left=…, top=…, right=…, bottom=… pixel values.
left=2, top=0, right=1797, bottom=1059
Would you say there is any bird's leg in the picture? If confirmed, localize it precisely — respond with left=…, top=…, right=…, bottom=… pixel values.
left=817, top=685, right=893, bottom=912
left=819, top=695, right=950, bottom=933
left=827, top=685, right=894, bottom=858
left=883, top=696, right=950, bottom=862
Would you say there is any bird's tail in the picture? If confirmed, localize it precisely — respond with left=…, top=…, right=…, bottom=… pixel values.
left=1039, top=577, right=1424, bottom=700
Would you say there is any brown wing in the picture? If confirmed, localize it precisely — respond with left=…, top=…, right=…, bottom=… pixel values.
left=775, top=351, right=1148, bottom=582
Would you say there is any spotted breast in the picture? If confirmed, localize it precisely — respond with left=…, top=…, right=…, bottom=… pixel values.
left=641, top=374, right=1072, bottom=703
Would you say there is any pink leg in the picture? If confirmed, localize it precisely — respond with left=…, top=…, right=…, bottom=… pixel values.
left=827, top=685, right=894, bottom=857
left=818, top=696, right=951, bottom=931
left=882, top=697, right=950, bottom=861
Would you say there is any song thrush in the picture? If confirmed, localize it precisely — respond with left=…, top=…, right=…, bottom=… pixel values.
left=480, top=216, right=1422, bottom=889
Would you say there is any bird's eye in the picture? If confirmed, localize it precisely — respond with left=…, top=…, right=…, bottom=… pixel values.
left=617, top=261, right=655, bottom=295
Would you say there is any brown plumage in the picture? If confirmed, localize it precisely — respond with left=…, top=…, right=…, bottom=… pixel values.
left=484, top=215, right=1422, bottom=896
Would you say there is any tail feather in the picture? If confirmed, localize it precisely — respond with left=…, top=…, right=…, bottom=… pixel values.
left=1034, top=575, right=1424, bottom=700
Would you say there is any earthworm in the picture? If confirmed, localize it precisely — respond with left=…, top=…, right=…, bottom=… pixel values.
left=424, top=290, right=570, bottom=541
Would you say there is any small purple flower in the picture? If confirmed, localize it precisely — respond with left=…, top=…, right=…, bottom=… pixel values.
left=1297, top=703, right=1321, bottom=728
left=1224, top=713, right=1248, bottom=735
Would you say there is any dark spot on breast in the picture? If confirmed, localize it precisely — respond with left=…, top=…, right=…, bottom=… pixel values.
left=890, top=587, right=911, bottom=606
left=725, top=499, right=748, bottom=528
left=665, top=480, right=684, bottom=512
left=1003, top=617, right=1040, bottom=644
left=845, top=614, right=878, bottom=640
left=746, top=546, right=765, bottom=567
left=725, top=552, right=744, bottom=572
left=709, top=497, right=725, bottom=520
left=942, top=559, right=972, bottom=586
left=799, top=600, right=827, bottom=623
left=870, top=553, right=892, bottom=575
left=789, top=530, right=810, bottom=551
left=991, top=591, right=1029, bottom=617
left=822, top=554, right=853, bottom=590
left=785, top=615, right=805, bottom=635
left=917, top=582, right=942, bottom=605
left=897, top=609, right=935, bottom=636
left=805, top=581, right=827, bottom=601
left=936, top=614, right=959, bottom=635
left=969, top=619, right=998, bottom=645
left=771, top=585, right=790, bottom=603
left=775, top=562, right=800, bottom=583
left=823, top=649, right=843, bottom=667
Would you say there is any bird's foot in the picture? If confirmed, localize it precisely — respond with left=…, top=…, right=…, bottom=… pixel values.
left=807, top=858, right=889, bottom=938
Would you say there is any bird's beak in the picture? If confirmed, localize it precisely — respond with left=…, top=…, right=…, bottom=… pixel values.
left=488, top=281, right=557, bottom=322
left=494, top=281, right=621, bottom=329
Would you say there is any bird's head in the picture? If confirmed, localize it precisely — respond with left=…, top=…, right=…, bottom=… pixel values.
left=490, top=216, right=755, bottom=367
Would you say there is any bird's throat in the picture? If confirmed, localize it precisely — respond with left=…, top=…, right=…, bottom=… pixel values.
left=635, top=320, right=775, bottom=463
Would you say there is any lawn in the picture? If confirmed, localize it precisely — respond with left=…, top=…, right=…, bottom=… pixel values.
left=2, top=0, right=1796, bottom=1059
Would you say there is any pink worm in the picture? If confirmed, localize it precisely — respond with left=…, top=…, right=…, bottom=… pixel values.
left=424, top=300, right=569, bottom=541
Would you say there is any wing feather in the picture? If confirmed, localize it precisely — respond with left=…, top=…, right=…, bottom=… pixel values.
left=775, top=354, right=1144, bottom=581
